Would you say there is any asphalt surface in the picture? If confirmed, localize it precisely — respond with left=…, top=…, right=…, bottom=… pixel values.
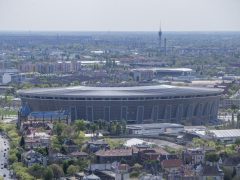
left=0, top=133, right=11, bottom=179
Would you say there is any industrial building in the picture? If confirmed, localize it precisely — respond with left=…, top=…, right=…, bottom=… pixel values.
left=131, top=68, right=193, bottom=82
left=209, top=129, right=240, bottom=144
left=126, top=123, right=184, bottom=136
left=18, top=85, right=223, bottom=125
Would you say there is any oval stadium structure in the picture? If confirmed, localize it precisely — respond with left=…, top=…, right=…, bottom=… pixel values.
left=18, top=85, right=223, bottom=125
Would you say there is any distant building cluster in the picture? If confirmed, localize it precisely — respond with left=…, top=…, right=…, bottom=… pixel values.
left=0, top=69, right=26, bottom=85
left=130, top=67, right=193, bottom=82
left=18, top=61, right=82, bottom=74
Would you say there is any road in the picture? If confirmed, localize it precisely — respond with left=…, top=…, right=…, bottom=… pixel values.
left=1, top=115, right=17, bottom=124
left=0, top=133, right=12, bottom=179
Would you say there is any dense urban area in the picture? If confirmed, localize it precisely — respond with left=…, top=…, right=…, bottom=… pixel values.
left=0, top=31, right=240, bottom=180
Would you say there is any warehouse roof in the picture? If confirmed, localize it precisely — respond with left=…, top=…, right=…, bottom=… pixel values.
left=18, top=85, right=223, bottom=98
left=126, top=123, right=184, bottom=130
left=131, top=67, right=193, bottom=72
left=210, top=129, right=240, bottom=138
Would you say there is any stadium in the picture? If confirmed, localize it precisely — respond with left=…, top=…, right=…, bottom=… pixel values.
left=18, top=85, right=223, bottom=125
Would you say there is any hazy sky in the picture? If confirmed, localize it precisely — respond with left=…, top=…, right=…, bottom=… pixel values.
left=0, top=0, right=240, bottom=31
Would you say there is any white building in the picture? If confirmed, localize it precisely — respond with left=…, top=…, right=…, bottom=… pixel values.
left=0, top=72, right=26, bottom=85
left=209, top=129, right=240, bottom=144
left=131, top=69, right=154, bottom=82
left=126, top=123, right=184, bottom=136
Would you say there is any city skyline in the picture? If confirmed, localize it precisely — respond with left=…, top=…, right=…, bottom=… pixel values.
left=0, top=0, right=240, bottom=32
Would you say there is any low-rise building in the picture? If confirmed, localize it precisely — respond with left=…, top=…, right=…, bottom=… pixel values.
left=25, top=131, right=51, bottom=149
left=161, top=159, right=182, bottom=174
left=138, top=147, right=169, bottom=162
left=127, top=123, right=184, bottom=136
left=21, top=150, right=47, bottom=167
left=63, top=139, right=79, bottom=153
left=183, top=148, right=205, bottom=165
left=139, top=174, right=163, bottom=180
left=95, top=148, right=137, bottom=164
left=87, top=139, right=109, bottom=153
left=83, top=174, right=101, bottom=180
left=69, top=151, right=88, bottom=160
left=209, top=129, right=240, bottom=144
left=223, top=156, right=240, bottom=172
left=48, top=152, right=68, bottom=163
left=201, top=165, right=224, bottom=180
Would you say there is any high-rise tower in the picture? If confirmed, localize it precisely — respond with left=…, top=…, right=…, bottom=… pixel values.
left=158, top=24, right=162, bottom=50
left=164, top=37, right=167, bottom=56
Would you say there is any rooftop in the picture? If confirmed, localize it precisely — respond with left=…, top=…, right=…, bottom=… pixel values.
left=18, top=85, right=223, bottom=98
left=126, top=123, right=184, bottom=130
left=161, top=159, right=182, bottom=168
left=124, top=138, right=154, bottom=147
left=131, top=67, right=193, bottom=72
left=95, top=149, right=134, bottom=157
left=202, top=165, right=223, bottom=176
left=210, top=129, right=240, bottom=138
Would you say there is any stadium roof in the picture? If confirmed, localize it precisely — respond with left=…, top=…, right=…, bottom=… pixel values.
left=18, top=85, right=223, bottom=98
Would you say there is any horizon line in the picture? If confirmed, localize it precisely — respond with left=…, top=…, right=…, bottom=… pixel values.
left=0, top=30, right=240, bottom=33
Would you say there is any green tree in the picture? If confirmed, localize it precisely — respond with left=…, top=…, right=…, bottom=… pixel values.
left=12, top=162, right=35, bottom=180
left=74, top=120, right=86, bottom=132
left=44, top=167, right=53, bottom=180
left=235, top=138, right=240, bottom=145
left=109, top=122, right=116, bottom=135
left=116, top=123, right=122, bottom=135
left=121, top=120, right=127, bottom=134
left=132, top=163, right=143, bottom=173
left=130, top=171, right=140, bottom=178
left=205, top=152, right=219, bottom=162
left=36, top=147, right=48, bottom=156
left=237, top=113, right=240, bottom=129
left=90, top=123, right=98, bottom=133
left=19, top=136, right=25, bottom=148
left=63, top=160, right=69, bottom=174
left=231, top=104, right=239, bottom=113
left=54, top=123, right=65, bottom=136
left=9, top=153, right=18, bottom=164
left=76, top=159, right=89, bottom=171
left=67, top=165, right=79, bottom=175
left=49, top=164, right=64, bottom=179
left=192, top=138, right=205, bottom=147
left=28, top=164, right=45, bottom=179
left=51, top=136, right=61, bottom=152
left=232, top=113, right=235, bottom=128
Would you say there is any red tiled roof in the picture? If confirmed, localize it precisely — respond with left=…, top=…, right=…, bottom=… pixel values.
left=153, top=147, right=169, bottom=155
left=161, top=159, right=182, bottom=168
